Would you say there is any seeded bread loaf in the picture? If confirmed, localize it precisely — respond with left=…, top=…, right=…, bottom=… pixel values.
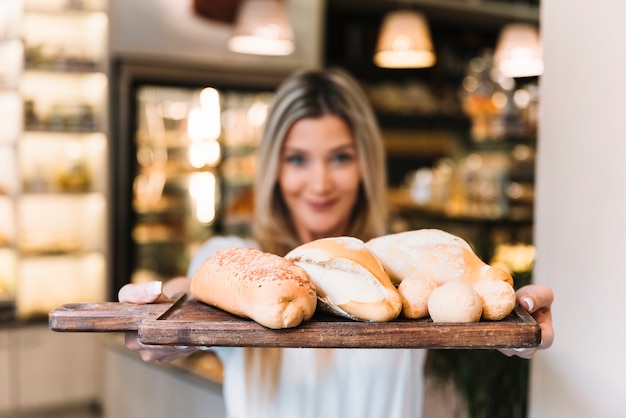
left=190, top=247, right=317, bottom=329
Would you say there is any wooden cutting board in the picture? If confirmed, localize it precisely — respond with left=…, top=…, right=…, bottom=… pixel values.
left=48, top=295, right=188, bottom=332
left=49, top=295, right=541, bottom=349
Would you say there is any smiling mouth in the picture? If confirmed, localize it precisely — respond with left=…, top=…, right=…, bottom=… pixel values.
left=307, top=200, right=336, bottom=210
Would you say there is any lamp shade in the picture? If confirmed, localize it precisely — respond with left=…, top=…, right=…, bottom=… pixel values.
left=227, top=0, right=295, bottom=56
left=494, top=23, right=543, bottom=78
left=374, top=10, right=436, bottom=69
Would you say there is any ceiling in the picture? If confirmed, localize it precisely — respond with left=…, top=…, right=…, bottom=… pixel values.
left=326, top=0, right=540, bottom=28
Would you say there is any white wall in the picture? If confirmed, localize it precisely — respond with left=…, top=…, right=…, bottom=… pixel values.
left=531, top=2, right=626, bottom=417
left=108, top=0, right=324, bottom=71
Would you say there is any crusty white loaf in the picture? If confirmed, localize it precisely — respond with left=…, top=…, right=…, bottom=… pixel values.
left=366, top=229, right=474, bottom=285
left=367, top=229, right=516, bottom=322
left=190, top=247, right=317, bottom=329
left=285, top=237, right=402, bottom=322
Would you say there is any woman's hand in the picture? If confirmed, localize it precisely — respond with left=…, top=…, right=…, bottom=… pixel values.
left=118, top=279, right=197, bottom=363
left=499, top=284, right=554, bottom=359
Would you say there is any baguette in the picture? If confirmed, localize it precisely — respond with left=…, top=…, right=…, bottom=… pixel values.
left=285, top=236, right=402, bottom=322
left=190, top=247, right=317, bottom=329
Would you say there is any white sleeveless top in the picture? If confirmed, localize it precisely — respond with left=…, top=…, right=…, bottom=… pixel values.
left=189, top=237, right=427, bottom=418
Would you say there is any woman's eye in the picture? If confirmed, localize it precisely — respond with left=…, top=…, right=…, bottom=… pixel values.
left=285, top=154, right=306, bottom=165
left=332, top=152, right=355, bottom=164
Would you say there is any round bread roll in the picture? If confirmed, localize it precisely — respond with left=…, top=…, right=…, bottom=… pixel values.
left=472, top=279, right=517, bottom=321
left=190, top=247, right=317, bottom=329
left=428, top=281, right=483, bottom=323
left=285, top=236, right=402, bottom=322
left=398, top=274, right=438, bottom=319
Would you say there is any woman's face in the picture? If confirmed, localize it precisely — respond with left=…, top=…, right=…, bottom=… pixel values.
left=279, top=114, right=361, bottom=244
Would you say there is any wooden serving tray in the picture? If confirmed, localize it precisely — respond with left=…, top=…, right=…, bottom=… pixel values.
left=49, top=295, right=541, bottom=349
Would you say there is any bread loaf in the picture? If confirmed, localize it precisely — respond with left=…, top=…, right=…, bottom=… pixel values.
left=190, top=247, right=317, bottom=329
left=367, top=229, right=516, bottom=322
left=285, top=237, right=402, bottom=322
left=367, top=229, right=477, bottom=285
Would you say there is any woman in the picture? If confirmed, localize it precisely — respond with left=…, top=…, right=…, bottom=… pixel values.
left=120, top=68, right=554, bottom=417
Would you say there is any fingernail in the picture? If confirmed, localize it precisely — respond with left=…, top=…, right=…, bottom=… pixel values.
left=147, top=281, right=162, bottom=296
left=197, top=346, right=211, bottom=351
left=175, top=345, right=189, bottom=350
left=523, top=297, right=534, bottom=312
left=513, top=348, right=526, bottom=352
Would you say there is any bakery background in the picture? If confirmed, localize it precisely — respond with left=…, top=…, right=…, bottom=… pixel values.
left=0, top=1, right=623, bottom=418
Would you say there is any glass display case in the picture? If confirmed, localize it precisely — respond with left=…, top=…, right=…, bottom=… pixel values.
left=109, top=61, right=286, bottom=296
left=128, top=84, right=273, bottom=284
left=0, top=0, right=109, bottom=320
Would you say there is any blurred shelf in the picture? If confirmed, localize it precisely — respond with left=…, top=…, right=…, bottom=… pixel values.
left=23, top=126, right=102, bottom=134
left=16, top=251, right=104, bottom=260
left=18, top=192, right=105, bottom=201
left=21, top=130, right=105, bottom=137
left=3, top=3, right=110, bottom=322
left=24, top=64, right=104, bottom=74
left=388, top=189, right=533, bottom=225
left=377, top=112, right=471, bottom=130
left=25, top=2, right=107, bottom=15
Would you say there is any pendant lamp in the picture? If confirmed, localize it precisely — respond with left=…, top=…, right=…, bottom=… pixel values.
left=493, top=23, right=543, bottom=78
left=227, top=0, right=295, bottom=56
left=374, top=10, right=436, bottom=69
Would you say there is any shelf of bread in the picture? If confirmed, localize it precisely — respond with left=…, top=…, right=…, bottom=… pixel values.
left=131, top=223, right=187, bottom=246
left=134, top=86, right=270, bottom=154
left=17, top=251, right=106, bottom=319
left=0, top=0, right=110, bottom=321
left=133, top=171, right=219, bottom=224
left=17, top=193, right=106, bottom=255
left=19, top=132, right=106, bottom=194
left=134, top=153, right=221, bottom=181
left=21, top=71, right=106, bottom=133
left=23, top=1, right=107, bottom=73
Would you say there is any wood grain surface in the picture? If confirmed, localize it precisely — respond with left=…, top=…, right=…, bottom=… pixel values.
left=49, top=298, right=540, bottom=349
left=48, top=299, right=181, bottom=332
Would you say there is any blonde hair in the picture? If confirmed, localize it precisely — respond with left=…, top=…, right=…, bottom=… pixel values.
left=252, top=68, right=388, bottom=256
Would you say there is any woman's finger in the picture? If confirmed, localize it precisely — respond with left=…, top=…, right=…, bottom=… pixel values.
left=124, top=332, right=195, bottom=362
left=500, top=284, right=555, bottom=359
left=118, top=281, right=162, bottom=304
left=516, top=284, right=554, bottom=313
left=499, top=346, right=537, bottom=359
